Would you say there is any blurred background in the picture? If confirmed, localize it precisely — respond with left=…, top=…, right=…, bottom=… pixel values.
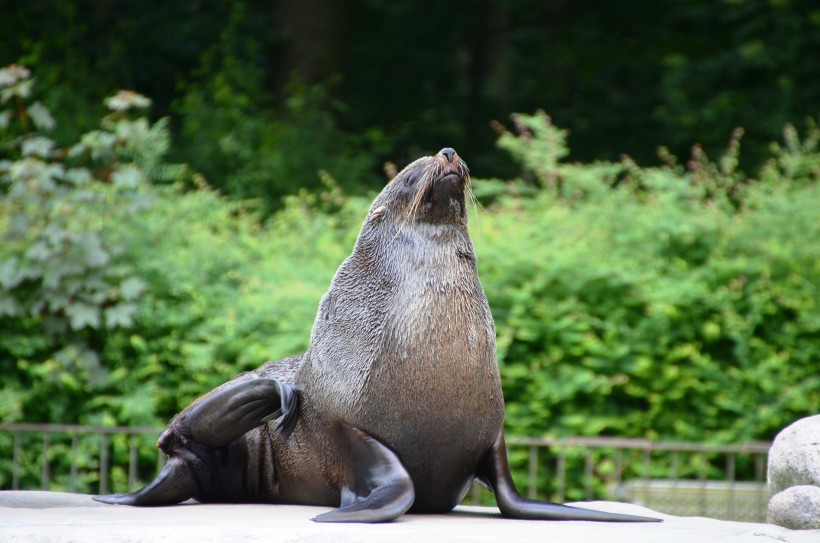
left=0, top=0, right=818, bottom=513
left=2, top=0, right=820, bottom=202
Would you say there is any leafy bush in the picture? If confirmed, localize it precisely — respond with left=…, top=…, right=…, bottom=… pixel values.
left=1, top=71, right=817, bottom=451
left=475, top=111, right=820, bottom=444
left=0, top=66, right=180, bottom=424
left=0, top=65, right=368, bottom=428
left=90, top=182, right=367, bottom=424
left=172, top=5, right=381, bottom=211
left=0, top=67, right=369, bottom=489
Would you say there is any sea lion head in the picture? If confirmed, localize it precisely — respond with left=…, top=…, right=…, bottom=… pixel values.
left=367, top=147, right=472, bottom=229
left=94, top=377, right=298, bottom=506
left=91, top=417, right=227, bottom=506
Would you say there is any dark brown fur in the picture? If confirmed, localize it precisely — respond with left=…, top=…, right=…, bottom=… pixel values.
left=278, top=149, right=503, bottom=511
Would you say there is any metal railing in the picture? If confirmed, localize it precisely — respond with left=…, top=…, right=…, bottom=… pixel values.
left=0, top=423, right=164, bottom=495
left=0, top=424, right=770, bottom=521
left=470, top=436, right=771, bottom=521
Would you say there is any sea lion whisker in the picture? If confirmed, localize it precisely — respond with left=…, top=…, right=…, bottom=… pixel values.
left=465, top=174, right=481, bottom=230
left=390, top=193, right=418, bottom=245
left=391, top=164, right=435, bottom=244
left=391, top=183, right=422, bottom=243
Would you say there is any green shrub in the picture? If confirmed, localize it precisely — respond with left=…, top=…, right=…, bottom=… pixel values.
left=0, top=65, right=370, bottom=429
left=93, top=182, right=368, bottom=423
left=172, top=5, right=381, bottom=211
left=2, top=71, right=817, bottom=450
left=0, top=66, right=181, bottom=424
left=475, top=111, right=820, bottom=443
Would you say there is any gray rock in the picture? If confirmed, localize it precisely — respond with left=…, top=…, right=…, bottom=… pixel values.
left=768, top=486, right=820, bottom=530
left=768, top=414, right=820, bottom=496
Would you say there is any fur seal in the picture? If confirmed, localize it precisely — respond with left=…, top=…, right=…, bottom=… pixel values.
left=95, top=148, right=659, bottom=523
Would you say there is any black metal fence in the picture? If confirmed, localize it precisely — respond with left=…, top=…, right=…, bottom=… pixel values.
left=0, top=424, right=770, bottom=521
left=0, top=423, right=163, bottom=495
left=473, top=436, right=771, bottom=522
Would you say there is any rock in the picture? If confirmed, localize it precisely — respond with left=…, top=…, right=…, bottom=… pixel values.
left=767, top=414, right=820, bottom=495
left=768, top=486, right=820, bottom=530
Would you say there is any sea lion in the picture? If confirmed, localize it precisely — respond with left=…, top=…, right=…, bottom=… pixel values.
left=95, top=148, right=659, bottom=523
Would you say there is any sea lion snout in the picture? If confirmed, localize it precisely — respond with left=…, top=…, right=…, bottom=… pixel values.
left=438, top=147, right=457, bottom=163
left=433, top=147, right=466, bottom=185
left=157, top=427, right=182, bottom=454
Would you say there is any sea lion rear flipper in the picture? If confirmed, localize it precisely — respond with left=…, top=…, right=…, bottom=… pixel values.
left=312, top=426, right=415, bottom=523
left=93, top=458, right=196, bottom=506
left=183, top=377, right=300, bottom=447
left=476, top=432, right=662, bottom=522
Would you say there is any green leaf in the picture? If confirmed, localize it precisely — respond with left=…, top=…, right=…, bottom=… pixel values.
left=111, top=166, right=142, bottom=189
left=0, top=294, right=20, bottom=316
left=65, top=302, right=100, bottom=330
left=64, top=167, right=92, bottom=186
left=46, top=293, right=70, bottom=311
left=67, top=143, right=86, bottom=158
left=77, top=236, right=110, bottom=268
left=42, top=264, right=64, bottom=289
left=79, top=130, right=117, bottom=161
left=24, top=241, right=51, bottom=262
left=120, top=276, right=147, bottom=300
left=27, top=101, right=55, bottom=131
left=114, top=118, right=151, bottom=143
left=0, top=258, right=19, bottom=289
left=42, top=222, right=69, bottom=245
left=21, top=136, right=55, bottom=158
left=105, top=302, right=137, bottom=328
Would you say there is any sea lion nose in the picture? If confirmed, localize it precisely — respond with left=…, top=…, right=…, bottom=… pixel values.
left=439, top=148, right=457, bottom=163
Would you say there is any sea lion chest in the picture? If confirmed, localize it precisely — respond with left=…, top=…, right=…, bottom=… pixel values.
left=297, top=226, right=504, bottom=510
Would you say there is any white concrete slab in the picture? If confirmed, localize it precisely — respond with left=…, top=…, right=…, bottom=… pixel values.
left=0, top=491, right=817, bottom=543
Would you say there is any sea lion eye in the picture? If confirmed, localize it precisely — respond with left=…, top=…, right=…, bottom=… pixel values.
left=403, top=169, right=421, bottom=187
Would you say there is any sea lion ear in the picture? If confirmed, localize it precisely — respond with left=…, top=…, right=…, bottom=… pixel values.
left=369, top=206, right=387, bottom=221
left=181, top=378, right=301, bottom=447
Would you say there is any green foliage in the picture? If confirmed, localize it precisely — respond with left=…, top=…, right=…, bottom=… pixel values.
left=4, top=1, right=819, bottom=198
left=0, top=66, right=371, bottom=428
left=475, top=112, right=820, bottom=445
left=655, top=0, right=820, bottom=168
left=172, top=4, right=380, bottom=210
left=0, top=67, right=187, bottom=423
left=1, top=71, right=818, bottom=474
left=92, top=182, right=367, bottom=422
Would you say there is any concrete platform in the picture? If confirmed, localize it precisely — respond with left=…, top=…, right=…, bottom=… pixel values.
left=0, top=491, right=817, bottom=543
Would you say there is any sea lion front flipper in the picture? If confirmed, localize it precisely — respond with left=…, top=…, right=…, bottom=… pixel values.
left=476, top=432, right=662, bottom=523
left=93, top=458, right=196, bottom=506
left=312, top=426, right=415, bottom=523
left=183, top=377, right=300, bottom=447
